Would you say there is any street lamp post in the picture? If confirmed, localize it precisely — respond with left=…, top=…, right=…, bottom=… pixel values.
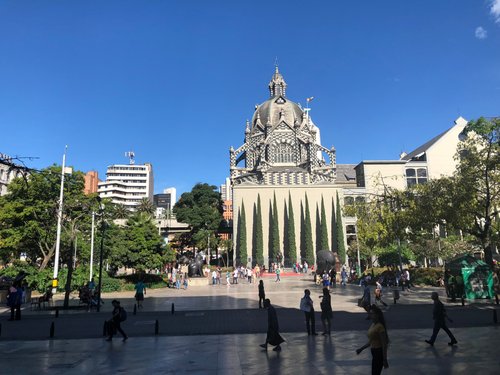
left=96, top=201, right=105, bottom=312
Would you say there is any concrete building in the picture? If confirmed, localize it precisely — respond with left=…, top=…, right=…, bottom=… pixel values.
left=352, top=117, right=468, bottom=197
left=84, top=171, right=99, bottom=195
left=0, top=153, right=27, bottom=196
left=154, top=187, right=177, bottom=219
left=98, top=162, right=154, bottom=209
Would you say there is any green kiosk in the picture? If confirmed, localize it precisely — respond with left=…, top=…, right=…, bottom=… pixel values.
left=447, top=254, right=494, bottom=300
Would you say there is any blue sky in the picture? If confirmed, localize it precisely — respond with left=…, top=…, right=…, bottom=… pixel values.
left=1, top=1, right=499, bottom=195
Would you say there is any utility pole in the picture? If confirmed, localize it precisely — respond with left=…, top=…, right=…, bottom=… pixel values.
left=52, top=146, right=68, bottom=294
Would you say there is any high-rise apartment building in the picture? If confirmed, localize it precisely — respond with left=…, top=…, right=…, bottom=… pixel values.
left=98, top=162, right=154, bottom=209
left=84, top=171, right=99, bottom=195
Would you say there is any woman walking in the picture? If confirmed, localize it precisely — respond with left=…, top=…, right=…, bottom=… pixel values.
left=356, top=305, right=389, bottom=375
left=319, top=287, right=333, bottom=335
left=258, top=280, right=265, bottom=308
left=260, top=299, right=285, bottom=352
left=134, top=279, right=146, bottom=309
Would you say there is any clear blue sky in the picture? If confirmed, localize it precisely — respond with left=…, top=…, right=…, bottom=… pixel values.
left=1, top=1, right=499, bottom=195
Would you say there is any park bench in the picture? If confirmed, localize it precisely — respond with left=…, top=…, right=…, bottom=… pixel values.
left=30, top=290, right=53, bottom=310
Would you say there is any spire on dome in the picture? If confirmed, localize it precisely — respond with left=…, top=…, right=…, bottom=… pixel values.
left=268, top=65, right=287, bottom=98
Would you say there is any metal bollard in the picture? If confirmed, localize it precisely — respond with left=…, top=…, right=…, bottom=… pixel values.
left=494, top=309, right=498, bottom=324
left=133, top=304, right=137, bottom=315
left=171, top=303, right=175, bottom=315
left=55, top=307, right=59, bottom=318
left=0, top=322, right=2, bottom=337
left=461, top=297, right=465, bottom=306
left=50, top=322, right=55, bottom=338
left=155, top=319, right=159, bottom=335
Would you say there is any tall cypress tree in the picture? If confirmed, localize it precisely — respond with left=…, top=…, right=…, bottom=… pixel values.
left=237, top=202, right=247, bottom=266
left=336, top=192, right=346, bottom=264
left=304, top=194, right=314, bottom=266
left=315, top=204, right=322, bottom=253
left=268, top=200, right=274, bottom=265
left=331, top=197, right=337, bottom=252
left=287, top=192, right=297, bottom=264
left=300, top=201, right=306, bottom=261
left=283, top=200, right=289, bottom=266
left=252, top=202, right=258, bottom=266
left=255, top=195, right=264, bottom=265
left=272, top=193, right=280, bottom=263
left=320, top=196, right=329, bottom=251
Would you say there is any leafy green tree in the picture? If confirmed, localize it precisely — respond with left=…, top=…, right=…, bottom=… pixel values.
left=287, top=193, right=297, bottom=264
left=252, top=195, right=264, bottom=266
left=108, top=212, right=165, bottom=271
left=173, top=183, right=223, bottom=248
left=0, top=165, right=93, bottom=270
left=336, top=192, right=346, bottom=264
left=235, top=204, right=247, bottom=265
left=454, top=117, right=500, bottom=265
left=319, top=196, right=329, bottom=251
left=303, top=194, right=314, bottom=266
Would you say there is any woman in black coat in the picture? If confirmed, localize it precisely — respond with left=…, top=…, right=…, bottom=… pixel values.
left=260, top=299, right=285, bottom=351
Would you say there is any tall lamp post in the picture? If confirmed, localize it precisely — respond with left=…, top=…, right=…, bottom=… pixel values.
left=96, top=198, right=106, bottom=312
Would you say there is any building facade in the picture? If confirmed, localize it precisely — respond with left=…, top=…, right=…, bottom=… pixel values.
left=84, top=171, right=99, bottom=195
left=230, top=68, right=346, bottom=267
left=0, top=153, right=27, bottom=196
left=98, top=162, right=154, bottom=209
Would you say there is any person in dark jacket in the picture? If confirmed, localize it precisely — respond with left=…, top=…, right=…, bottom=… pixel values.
left=258, top=280, right=265, bottom=309
left=260, top=299, right=285, bottom=351
left=7, top=283, right=23, bottom=321
left=425, top=292, right=457, bottom=346
left=320, top=287, right=333, bottom=335
left=106, top=300, right=128, bottom=342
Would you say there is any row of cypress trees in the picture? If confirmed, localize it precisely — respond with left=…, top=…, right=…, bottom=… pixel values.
left=235, top=192, right=346, bottom=267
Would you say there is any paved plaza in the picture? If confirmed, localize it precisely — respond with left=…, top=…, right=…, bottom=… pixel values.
left=1, top=274, right=499, bottom=374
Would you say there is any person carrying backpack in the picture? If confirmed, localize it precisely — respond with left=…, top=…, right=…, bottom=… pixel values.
left=106, top=300, right=128, bottom=342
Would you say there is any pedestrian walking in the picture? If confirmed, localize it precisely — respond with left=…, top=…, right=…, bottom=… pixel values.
left=356, top=304, right=389, bottom=375
left=106, top=300, right=128, bottom=342
left=275, top=267, right=281, bottom=282
left=425, top=292, right=457, bottom=346
left=319, top=287, right=333, bottom=335
left=300, top=289, right=318, bottom=335
left=260, top=299, right=285, bottom=352
left=360, top=281, right=371, bottom=318
left=258, top=280, right=265, bottom=308
left=233, top=268, right=239, bottom=284
left=134, top=279, right=146, bottom=309
left=7, top=282, right=23, bottom=321
left=375, top=280, right=388, bottom=307
left=226, top=270, right=231, bottom=287
left=341, top=267, right=347, bottom=286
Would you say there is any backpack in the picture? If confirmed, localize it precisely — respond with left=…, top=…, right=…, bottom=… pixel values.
left=300, top=297, right=309, bottom=312
left=119, top=307, right=127, bottom=322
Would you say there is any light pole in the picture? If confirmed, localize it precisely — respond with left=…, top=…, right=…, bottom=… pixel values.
left=89, top=211, right=95, bottom=282
left=96, top=199, right=106, bottom=312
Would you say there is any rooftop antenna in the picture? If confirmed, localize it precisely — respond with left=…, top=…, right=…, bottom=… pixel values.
left=125, top=151, right=135, bottom=165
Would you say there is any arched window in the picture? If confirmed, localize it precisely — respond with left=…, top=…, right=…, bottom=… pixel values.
left=274, top=143, right=293, bottom=164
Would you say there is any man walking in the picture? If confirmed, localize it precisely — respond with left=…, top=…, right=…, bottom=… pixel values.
left=275, top=266, right=281, bottom=283
left=425, top=292, right=457, bottom=346
left=300, top=289, right=317, bottom=335
left=258, top=280, right=266, bottom=308
left=106, top=300, right=128, bottom=342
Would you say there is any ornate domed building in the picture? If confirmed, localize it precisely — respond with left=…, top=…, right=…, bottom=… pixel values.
left=230, top=67, right=336, bottom=185
left=230, top=67, right=347, bottom=268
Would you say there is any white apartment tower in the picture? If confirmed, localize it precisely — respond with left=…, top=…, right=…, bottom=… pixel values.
left=98, top=162, right=154, bottom=209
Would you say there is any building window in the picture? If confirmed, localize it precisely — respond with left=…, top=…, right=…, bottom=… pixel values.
left=274, top=143, right=293, bottom=164
left=406, top=168, right=427, bottom=186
